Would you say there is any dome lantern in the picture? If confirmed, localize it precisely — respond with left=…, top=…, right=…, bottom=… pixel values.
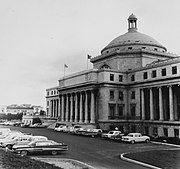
left=128, top=14, right=137, bottom=32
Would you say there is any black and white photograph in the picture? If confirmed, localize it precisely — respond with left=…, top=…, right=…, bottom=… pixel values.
left=0, top=0, right=180, bottom=168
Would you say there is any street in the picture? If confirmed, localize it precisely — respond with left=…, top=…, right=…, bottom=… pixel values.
left=5, top=126, right=174, bottom=169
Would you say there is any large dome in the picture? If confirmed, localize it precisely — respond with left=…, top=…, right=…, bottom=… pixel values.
left=101, top=14, right=167, bottom=54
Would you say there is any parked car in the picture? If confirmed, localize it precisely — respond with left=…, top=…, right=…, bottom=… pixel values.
left=69, top=125, right=82, bottom=134
left=0, top=128, right=11, bottom=138
left=74, top=128, right=87, bottom=135
left=63, top=126, right=73, bottom=133
left=83, top=129, right=103, bottom=137
left=13, top=135, right=48, bottom=147
left=12, top=140, right=68, bottom=156
left=0, top=135, right=33, bottom=149
left=102, top=130, right=122, bottom=139
left=109, top=132, right=125, bottom=140
left=29, top=123, right=46, bottom=128
left=0, top=131, right=24, bottom=140
left=54, top=125, right=67, bottom=132
left=121, top=133, right=150, bottom=144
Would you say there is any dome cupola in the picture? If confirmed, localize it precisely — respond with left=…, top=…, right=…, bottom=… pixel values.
left=101, top=14, right=167, bottom=54
left=128, top=14, right=137, bottom=32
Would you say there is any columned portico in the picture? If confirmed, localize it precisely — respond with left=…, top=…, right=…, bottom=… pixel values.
left=54, top=89, right=96, bottom=124
left=140, top=85, right=179, bottom=122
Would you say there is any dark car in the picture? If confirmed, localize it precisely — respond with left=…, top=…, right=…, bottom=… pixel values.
left=12, top=140, right=68, bottom=156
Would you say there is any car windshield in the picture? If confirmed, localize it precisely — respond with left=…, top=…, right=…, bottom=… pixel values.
left=109, top=131, right=114, bottom=134
left=127, top=134, right=133, bottom=137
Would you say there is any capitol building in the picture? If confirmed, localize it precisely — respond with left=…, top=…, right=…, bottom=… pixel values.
left=46, top=14, right=180, bottom=138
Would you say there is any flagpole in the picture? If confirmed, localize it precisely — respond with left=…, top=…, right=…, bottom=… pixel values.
left=87, top=57, right=88, bottom=69
left=64, top=64, right=65, bottom=77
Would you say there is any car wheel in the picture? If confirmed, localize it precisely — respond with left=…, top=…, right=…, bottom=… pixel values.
left=6, top=145, right=12, bottom=150
left=20, top=150, right=28, bottom=156
left=52, top=150, right=57, bottom=155
left=145, top=139, right=150, bottom=143
left=131, top=140, right=135, bottom=144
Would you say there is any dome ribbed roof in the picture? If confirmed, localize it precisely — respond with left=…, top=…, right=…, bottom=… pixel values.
left=101, top=14, right=167, bottom=53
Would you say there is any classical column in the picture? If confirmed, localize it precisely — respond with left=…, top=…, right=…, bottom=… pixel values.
left=70, top=93, right=73, bottom=122
left=90, top=90, right=95, bottom=123
left=85, top=91, right=89, bottom=123
left=58, top=96, right=61, bottom=119
left=159, top=87, right=164, bottom=120
left=51, top=100, right=54, bottom=117
left=74, top=92, right=78, bottom=122
left=169, top=85, right=174, bottom=121
left=61, top=95, right=65, bottom=121
left=66, top=94, right=69, bottom=121
left=49, top=100, right=52, bottom=117
left=150, top=88, right=154, bottom=120
left=141, top=89, right=145, bottom=120
left=54, top=100, right=57, bottom=117
left=79, top=92, right=83, bottom=122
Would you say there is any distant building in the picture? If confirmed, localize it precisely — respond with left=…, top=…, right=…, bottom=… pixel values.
left=46, top=14, right=180, bottom=138
left=0, top=104, right=43, bottom=115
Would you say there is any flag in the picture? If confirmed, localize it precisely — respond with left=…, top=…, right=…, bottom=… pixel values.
left=64, top=64, right=68, bottom=68
left=87, top=54, right=92, bottom=60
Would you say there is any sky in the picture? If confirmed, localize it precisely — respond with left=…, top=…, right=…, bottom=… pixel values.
left=0, top=0, right=180, bottom=110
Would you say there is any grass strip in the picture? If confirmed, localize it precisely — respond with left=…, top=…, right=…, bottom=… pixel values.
left=0, top=148, right=63, bottom=169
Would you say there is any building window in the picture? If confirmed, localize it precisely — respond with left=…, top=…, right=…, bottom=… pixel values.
left=110, top=74, right=114, bottom=81
left=110, top=90, right=114, bottom=100
left=51, top=91, right=53, bottom=95
left=47, top=101, right=49, bottom=106
left=109, top=104, right=116, bottom=119
left=172, top=66, right=177, bottom=74
left=128, top=47, right=132, bottom=50
left=174, top=129, right=179, bottom=138
left=131, top=91, right=135, bottom=99
left=118, top=105, right=124, bottom=117
left=47, top=91, right=49, bottom=96
left=119, top=75, right=123, bottom=82
left=163, top=128, right=168, bottom=137
left=161, top=68, right=166, bottom=76
left=151, top=70, right=157, bottom=78
left=130, top=104, right=136, bottom=118
left=143, top=72, right=148, bottom=79
left=131, top=74, right=135, bottom=81
left=119, top=91, right=123, bottom=101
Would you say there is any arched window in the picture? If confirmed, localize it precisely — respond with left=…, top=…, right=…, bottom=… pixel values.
left=100, top=64, right=111, bottom=69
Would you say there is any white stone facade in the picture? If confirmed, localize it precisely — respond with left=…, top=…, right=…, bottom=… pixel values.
left=46, top=14, right=180, bottom=138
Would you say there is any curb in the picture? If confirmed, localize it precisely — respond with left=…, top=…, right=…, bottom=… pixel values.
left=120, top=153, right=161, bottom=169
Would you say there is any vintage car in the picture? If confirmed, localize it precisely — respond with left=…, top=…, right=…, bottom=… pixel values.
left=121, top=133, right=150, bottom=144
left=0, top=135, right=32, bottom=149
left=54, top=125, right=67, bottom=132
left=2, top=135, right=48, bottom=149
left=69, top=125, right=82, bottom=134
left=109, top=132, right=125, bottom=140
left=102, top=130, right=122, bottom=139
left=83, top=129, right=103, bottom=137
left=12, top=140, right=68, bottom=156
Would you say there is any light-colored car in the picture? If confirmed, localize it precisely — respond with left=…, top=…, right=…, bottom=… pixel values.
left=0, top=135, right=33, bottom=149
left=0, top=128, right=11, bottom=139
left=102, top=130, right=122, bottom=139
left=69, top=125, right=82, bottom=134
left=54, top=125, right=67, bottom=132
left=12, top=140, right=68, bottom=156
left=13, top=135, right=48, bottom=147
left=83, top=129, right=103, bottom=137
left=121, top=133, right=150, bottom=144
